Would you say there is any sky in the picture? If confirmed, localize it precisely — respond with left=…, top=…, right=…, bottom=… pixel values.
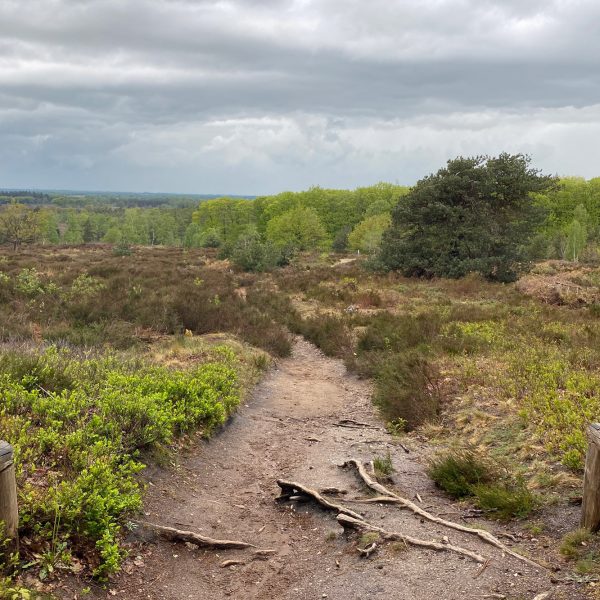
left=0, top=0, right=598, bottom=195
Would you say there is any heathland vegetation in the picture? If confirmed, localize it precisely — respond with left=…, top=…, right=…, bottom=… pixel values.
left=3, top=153, right=600, bottom=593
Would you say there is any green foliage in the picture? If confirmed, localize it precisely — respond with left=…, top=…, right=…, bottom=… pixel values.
left=112, top=243, right=132, bottom=256
left=428, top=450, right=495, bottom=498
left=15, top=268, right=44, bottom=297
left=348, top=213, right=391, bottom=254
left=373, top=451, right=394, bottom=478
left=0, top=204, right=39, bottom=250
left=229, top=233, right=282, bottom=272
left=266, top=206, right=327, bottom=251
left=471, top=478, right=537, bottom=520
left=560, top=528, right=592, bottom=559
left=0, top=346, right=241, bottom=579
left=380, top=153, right=555, bottom=281
left=565, top=205, right=589, bottom=261
left=509, top=348, right=600, bottom=469
left=428, top=450, right=536, bottom=519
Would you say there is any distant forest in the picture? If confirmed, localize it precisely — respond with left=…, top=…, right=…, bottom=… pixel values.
left=1, top=175, right=600, bottom=264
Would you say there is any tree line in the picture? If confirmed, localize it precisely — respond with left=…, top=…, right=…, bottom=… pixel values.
left=2, top=155, right=600, bottom=280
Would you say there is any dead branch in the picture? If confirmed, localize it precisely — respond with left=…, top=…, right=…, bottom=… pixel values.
left=320, top=487, right=347, bottom=495
left=220, top=559, right=245, bottom=568
left=342, top=459, right=543, bottom=570
left=334, top=419, right=380, bottom=430
left=276, top=479, right=364, bottom=521
left=473, top=558, right=491, bottom=579
left=396, top=441, right=410, bottom=453
left=358, top=542, right=377, bottom=558
left=337, top=514, right=486, bottom=564
left=135, top=521, right=259, bottom=550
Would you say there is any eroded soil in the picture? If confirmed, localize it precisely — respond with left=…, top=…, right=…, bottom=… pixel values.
left=75, top=339, right=586, bottom=600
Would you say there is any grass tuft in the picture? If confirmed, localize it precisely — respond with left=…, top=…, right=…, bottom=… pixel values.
left=427, top=450, right=495, bottom=498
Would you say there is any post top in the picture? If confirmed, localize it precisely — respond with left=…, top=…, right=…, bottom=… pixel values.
left=0, top=440, right=14, bottom=467
left=588, top=423, right=600, bottom=445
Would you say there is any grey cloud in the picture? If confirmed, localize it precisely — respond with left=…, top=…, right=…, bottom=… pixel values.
left=0, top=0, right=598, bottom=192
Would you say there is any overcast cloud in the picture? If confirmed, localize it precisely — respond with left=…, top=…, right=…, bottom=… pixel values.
left=0, top=0, right=598, bottom=193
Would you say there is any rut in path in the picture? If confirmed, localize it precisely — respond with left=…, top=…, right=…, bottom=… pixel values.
left=84, top=339, right=577, bottom=600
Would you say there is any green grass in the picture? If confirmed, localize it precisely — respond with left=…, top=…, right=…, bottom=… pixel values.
left=560, top=528, right=593, bottom=559
left=471, top=479, right=538, bottom=520
left=373, top=452, right=394, bottom=478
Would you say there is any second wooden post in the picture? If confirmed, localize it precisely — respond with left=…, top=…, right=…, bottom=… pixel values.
left=0, top=441, right=18, bottom=547
left=581, top=424, right=600, bottom=531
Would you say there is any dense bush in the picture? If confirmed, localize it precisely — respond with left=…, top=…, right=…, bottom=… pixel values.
left=379, top=154, right=555, bottom=281
left=294, top=314, right=353, bottom=358
left=0, top=345, right=241, bottom=579
left=372, top=350, right=441, bottom=429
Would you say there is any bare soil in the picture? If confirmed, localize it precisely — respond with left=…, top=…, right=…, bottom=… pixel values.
left=74, top=339, right=586, bottom=600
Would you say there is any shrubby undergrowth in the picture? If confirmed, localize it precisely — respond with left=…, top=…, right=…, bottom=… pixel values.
left=0, top=344, right=240, bottom=579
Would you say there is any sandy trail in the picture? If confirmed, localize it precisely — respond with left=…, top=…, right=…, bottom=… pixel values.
left=83, top=339, right=581, bottom=600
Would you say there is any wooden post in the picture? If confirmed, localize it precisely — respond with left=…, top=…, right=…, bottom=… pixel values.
left=0, top=441, right=18, bottom=545
left=581, top=424, right=600, bottom=531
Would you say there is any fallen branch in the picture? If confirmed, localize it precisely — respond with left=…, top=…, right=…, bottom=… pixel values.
left=134, top=521, right=259, bottom=550
left=337, top=514, right=486, bottom=564
left=276, top=479, right=364, bottom=521
left=334, top=419, right=380, bottom=430
left=342, top=459, right=543, bottom=570
left=358, top=542, right=377, bottom=558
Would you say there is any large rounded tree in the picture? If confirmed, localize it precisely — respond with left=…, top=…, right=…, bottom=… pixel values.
left=379, top=153, right=555, bottom=282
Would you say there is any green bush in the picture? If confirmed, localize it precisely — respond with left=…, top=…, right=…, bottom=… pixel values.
left=427, top=450, right=495, bottom=498
left=472, top=479, right=537, bottom=520
left=229, top=233, right=282, bottom=272
left=0, top=346, right=241, bottom=580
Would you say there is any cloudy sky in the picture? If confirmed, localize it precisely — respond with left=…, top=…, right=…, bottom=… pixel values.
left=0, top=0, right=598, bottom=194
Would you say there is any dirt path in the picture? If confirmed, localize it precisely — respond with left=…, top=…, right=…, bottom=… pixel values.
left=82, top=339, right=583, bottom=600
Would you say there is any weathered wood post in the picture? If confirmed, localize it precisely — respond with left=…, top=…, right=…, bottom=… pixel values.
left=0, top=441, right=18, bottom=547
left=581, top=424, right=600, bottom=531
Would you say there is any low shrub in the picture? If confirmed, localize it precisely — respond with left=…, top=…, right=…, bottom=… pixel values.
left=356, top=311, right=441, bottom=354
left=373, top=452, right=394, bottom=478
left=373, top=350, right=441, bottom=429
left=560, top=528, right=593, bottom=559
left=427, top=450, right=495, bottom=498
left=296, top=314, right=353, bottom=358
left=0, top=345, right=241, bottom=579
left=471, top=479, right=537, bottom=520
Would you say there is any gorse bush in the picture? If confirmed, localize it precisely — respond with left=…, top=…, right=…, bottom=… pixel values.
left=0, top=345, right=241, bottom=579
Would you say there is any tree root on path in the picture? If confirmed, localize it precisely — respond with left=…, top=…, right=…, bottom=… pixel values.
left=341, top=459, right=544, bottom=570
left=276, top=479, right=364, bottom=521
left=134, top=521, right=271, bottom=552
left=337, top=514, right=486, bottom=564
